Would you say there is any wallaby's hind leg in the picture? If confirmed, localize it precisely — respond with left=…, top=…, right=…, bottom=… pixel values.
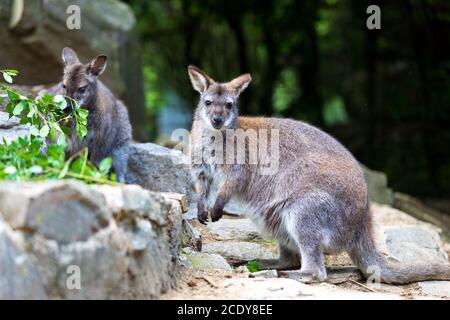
left=278, top=198, right=330, bottom=283
left=112, top=144, right=129, bottom=183
left=256, top=243, right=301, bottom=270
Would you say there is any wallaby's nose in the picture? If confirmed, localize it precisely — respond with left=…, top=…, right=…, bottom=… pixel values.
left=213, top=116, right=223, bottom=126
left=211, top=116, right=223, bottom=129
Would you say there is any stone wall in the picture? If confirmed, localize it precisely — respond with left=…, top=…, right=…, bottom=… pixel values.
left=0, top=181, right=183, bottom=299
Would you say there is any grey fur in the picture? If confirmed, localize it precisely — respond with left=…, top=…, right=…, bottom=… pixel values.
left=188, top=66, right=450, bottom=284
left=57, top=48, right=132, bottom=182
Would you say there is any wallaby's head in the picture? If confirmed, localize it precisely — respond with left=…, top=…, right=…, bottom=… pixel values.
left=188, top=65, right=251, bottom=130
left=61, top=47, right=108, bottom=108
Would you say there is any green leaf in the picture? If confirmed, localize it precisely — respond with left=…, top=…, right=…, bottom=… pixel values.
left=29, top=125, right=39, bottom=136
left=58, top=161, right=71, bottom=179
left=57, top=134, right=66, bottom=146
left=13, top=101, right=27, bottom=115
left=39, top=125, right=50, bottom=138
left=99, top=157, right=112, bottom=174
left=246, top=260, right=260, bottom=273
left=28, top=166, right=43, bottom=175
left=3, top=72, right=13, bottom=84
left=54, top=95, right=67, bottom=109
left=4, top=166, right=17, bottom=175
left=77, top=124, right=88, bottom=139
left=78, top=108, right=89, bottom=119
left=49, top=125, right=57, bottom=140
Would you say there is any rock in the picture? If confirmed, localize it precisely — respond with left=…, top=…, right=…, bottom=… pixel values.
left=0, top=0, right=146, bottom=140
left=0, top=181, right=183, bottom=299
left=249, top=270, right=278, bottom=279
left=126, top=143, right=196, bottom=213
left=180, top=249, right=232, bottom=271
left=0, top=219, right=47, bottom=300
left=394, top=192, right=450, bottom=233
left=206, top=218, right=263, bottom=241
left=362, top=165, right=394, bottom=205
left=418, top=281, right=450, bottom=298
left=0, top=181, right=111, bottom=245
left=385, top=226, right=448, bottom=263
left=202, top=241, right=277, bottom=265
left=0, top=111, right=29, bottom=142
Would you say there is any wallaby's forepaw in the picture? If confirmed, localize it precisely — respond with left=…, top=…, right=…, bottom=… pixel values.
left=197, top=203, right=209, bottom=225
left=210, top=208, right=223, bottom=222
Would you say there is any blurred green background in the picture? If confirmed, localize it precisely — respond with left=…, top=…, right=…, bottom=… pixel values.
left=122, top=0, right=450, bottom=203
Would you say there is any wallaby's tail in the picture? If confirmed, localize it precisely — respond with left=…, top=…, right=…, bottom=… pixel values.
left=350, top=215, right=450, bottom=285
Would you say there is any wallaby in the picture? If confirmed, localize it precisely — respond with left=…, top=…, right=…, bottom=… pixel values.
left=187, top=65, right=450, bottom=284
left=51, top=47, right=132, bottom=182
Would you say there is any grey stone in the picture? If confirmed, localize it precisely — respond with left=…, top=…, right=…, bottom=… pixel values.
left=126, top=143, right=196, bottom=214
left=418, top=281, right=450, bottom=298
left=202, top=241, right=277, bottom=265
left=362, top=165, right=394, bottom=206
left=26, top=182, right=112, bottom=245
left=0, top=111, right=29, bottom=142
left=206, top=218, right=263, bottom=241
left=0, top=181, right=183, bottom=299
left=0, top=220, right=47, bottom=300
left=385, top=226, right=448, bottom=263
left=181, top=249, right=232, bottom=271
left=249, top=270, right=278, bottom=279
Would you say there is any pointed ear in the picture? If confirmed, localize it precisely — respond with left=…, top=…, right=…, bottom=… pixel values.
left=62, top=47, right=79, bottom=66
left=87, top=55, right=108, bottom=77
left=188, top=65, right=215, bottom=93
left=228, top=73, right=252, bottom=96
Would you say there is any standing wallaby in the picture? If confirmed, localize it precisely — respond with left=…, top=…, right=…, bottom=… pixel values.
left=187, top=65, right=450, bottom=284
left=56, top=47, right=132, bottom=182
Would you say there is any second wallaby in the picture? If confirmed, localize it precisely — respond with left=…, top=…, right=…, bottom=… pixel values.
left=188, top=65, right=450, bottom=284
left=55, top=47, right=132, bottom=182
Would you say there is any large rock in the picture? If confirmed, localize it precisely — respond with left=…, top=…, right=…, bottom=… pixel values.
left=0, top=111, right=29, bottom=142
left=362, top=165, right=394, bottom=205
left=0, top=0, right=146, bottom=140
left=0, top=181, right=183, bottom=299
left=206, top=218, right=263, bottom=241
left=202, top=241, right=277, bottom=265
left=180, top=248, right=232, bottom=271
left=126, top=143, right=196, bottom=214
left=0, top=219, right=47, bottom=299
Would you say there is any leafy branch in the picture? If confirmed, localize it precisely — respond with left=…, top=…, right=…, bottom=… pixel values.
left=0, top=70, right=116, bottom=184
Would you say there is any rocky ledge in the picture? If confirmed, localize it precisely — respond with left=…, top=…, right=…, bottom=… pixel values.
left=0, top=181, right=183, bottom=299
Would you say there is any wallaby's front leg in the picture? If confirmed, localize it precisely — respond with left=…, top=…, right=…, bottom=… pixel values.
left=112, top=144, right=129, bottom=183
left=195, top=171, right=210, bottom=225
left=210, top=181, right=233, bottom=222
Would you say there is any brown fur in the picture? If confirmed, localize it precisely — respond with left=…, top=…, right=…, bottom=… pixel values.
left=188, top=65, right=450, bottom=284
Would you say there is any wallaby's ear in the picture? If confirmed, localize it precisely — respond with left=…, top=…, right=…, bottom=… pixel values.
left=87, top=55, right=108, bottom=77
left=228, top=73, right=252, bottom=96
left=188, top=65, right=215, bottom=93
left=62, top=47, right=79, bottom=66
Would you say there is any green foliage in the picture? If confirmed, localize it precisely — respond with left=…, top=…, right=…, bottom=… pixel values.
left=0, top=70, right=115, bottom=185
left=246, top=260, right=260, bottom=273
left=322, top=96, right=348, bottom=126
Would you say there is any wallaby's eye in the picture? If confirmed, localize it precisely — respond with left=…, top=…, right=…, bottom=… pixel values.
left=62, top=84, right=66, bottom=89
left=77, top=86, right=87, bottom=94
left=205, top=100, right=212, bottom=106
left=226, top=102, right=233, bottom=109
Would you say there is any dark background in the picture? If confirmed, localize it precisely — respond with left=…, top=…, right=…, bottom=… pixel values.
left=122, top=0, right=450, bottom=206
